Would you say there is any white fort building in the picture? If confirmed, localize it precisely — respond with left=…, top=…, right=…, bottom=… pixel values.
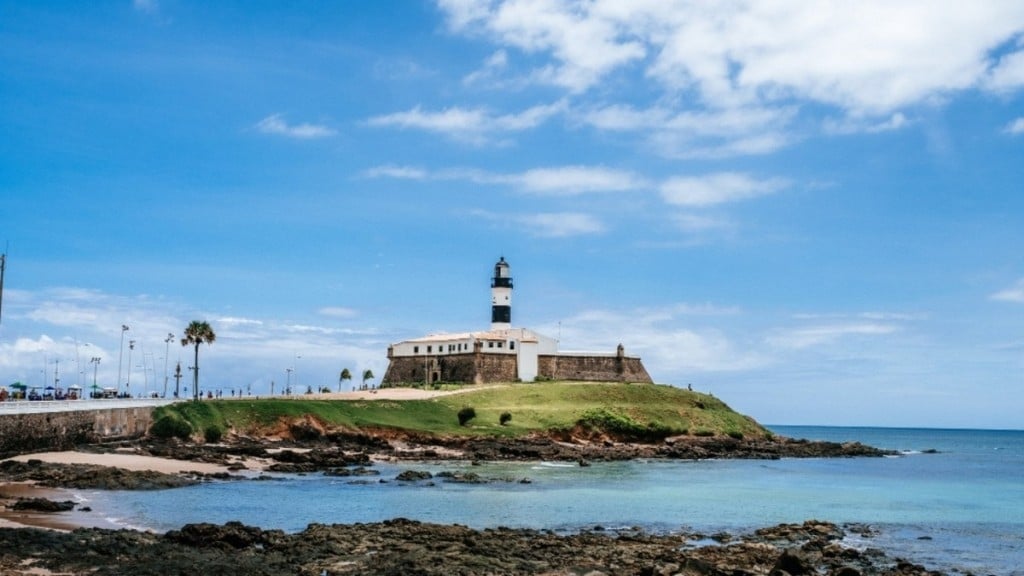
left=382, top=258, right=652, bottom=386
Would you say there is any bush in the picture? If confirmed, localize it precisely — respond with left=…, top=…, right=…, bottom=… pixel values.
left=204, top=425, right=224, bottom=443
left=150, top=414, right=193, bottom=440
left=576, top=408, right=679, bottom=442
left=457, top=407, right=477, bottom=426
left=726, top=430, right=744, bottom=440
left=693, top=429, right=715, bottom=437
left=499, top=411, right=512, bottom=426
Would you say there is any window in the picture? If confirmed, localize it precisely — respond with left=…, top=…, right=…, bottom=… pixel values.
left=510, top=341, right=515, bottom=350
left=497, top=341, right=503, bottom=348
left=414, top=346, right=419, bottom=354
left=488, top=342, right=494, bottom=348
left=427, top=345, right=432, bottom=353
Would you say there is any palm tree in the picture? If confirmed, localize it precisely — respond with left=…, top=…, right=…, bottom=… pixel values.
left=181, top=320, right=216, bottom=401
left=339, top=368, right=352, bottom=392
left=361, top=369, right=374, bottom=390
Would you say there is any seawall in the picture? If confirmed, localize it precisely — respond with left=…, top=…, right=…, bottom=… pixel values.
left=0, top=406, right=154, bottom=458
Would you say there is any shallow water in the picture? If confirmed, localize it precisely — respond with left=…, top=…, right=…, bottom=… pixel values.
left=82, top=426, right=1024, bottom=575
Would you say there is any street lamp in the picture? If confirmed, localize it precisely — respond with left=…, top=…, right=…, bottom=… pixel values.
left=163, top=333, right=174, bottom=398
left=127, top=340, right=135, bottom=397
left=117, top=325, right=129, bottom=394
left=285, top=368, right=293, bottom=396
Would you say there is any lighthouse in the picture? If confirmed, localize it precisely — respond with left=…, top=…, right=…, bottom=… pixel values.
left=491, top=257, right=513, bottom=330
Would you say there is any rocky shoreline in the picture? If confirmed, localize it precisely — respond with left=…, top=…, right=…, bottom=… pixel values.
left=0, top=517, right=943, bottom=576
left=0, top=433, right=940, bottom=575
left=126, top=429, right=897, bottom=471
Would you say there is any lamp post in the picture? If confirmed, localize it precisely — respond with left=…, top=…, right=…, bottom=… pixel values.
left=117, top=325, right=129, bottom=394
left=127, top=340, right=135, bottom=398
left=163, top=333, right=173, bottom=398
left=285, top=368, right=293, bottom=396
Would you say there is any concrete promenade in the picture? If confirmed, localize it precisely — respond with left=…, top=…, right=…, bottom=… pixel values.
left=0, top=397, right=180, bottom=415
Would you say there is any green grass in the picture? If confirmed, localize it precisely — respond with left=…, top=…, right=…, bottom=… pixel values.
left=153, top=382, right=769, bottom=440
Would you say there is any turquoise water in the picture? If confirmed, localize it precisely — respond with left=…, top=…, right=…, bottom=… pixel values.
left=81, top=427, right=1024, bottom=575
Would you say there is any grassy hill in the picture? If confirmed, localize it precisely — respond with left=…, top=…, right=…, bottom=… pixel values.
left=152, top=382, right=770, bottom=442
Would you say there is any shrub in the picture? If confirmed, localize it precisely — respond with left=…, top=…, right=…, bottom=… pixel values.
left=499, top=411, right=512, bottom=426
left=150, top=414, right=193, bottom=440
left=726, top=430, right=744, bottom=440
left=577, top=408, right=679, bottom=442
left=204, top=425, right=224, bottom=443
left=693, top=429, right=714, bottom=437
left=457, top=407, right=477, bottom=426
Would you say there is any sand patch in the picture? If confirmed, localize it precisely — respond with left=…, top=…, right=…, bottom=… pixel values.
left=7, top=451, right=229, bottom=475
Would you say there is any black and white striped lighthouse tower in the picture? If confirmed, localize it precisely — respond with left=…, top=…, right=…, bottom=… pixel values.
left=490, top=257, right=513, bottom=330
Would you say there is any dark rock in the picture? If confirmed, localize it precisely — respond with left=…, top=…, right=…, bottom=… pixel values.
left=0, top=459, right=199, bottom=490
left=396, top=470, right=433, bottom=482
left=435, top=471, right=487, bottom=484
left=774, top=549, right=814, bottom=575
left=10, top=497, right=75, bottom=512
left=164, top=520, right=280, bottom=550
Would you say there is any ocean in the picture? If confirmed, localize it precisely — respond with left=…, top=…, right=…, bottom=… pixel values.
left=81, top=426, right=1024, bottom=575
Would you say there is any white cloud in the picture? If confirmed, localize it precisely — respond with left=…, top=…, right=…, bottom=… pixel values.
left=516, top=212, right=605, bottom=237
left=437, top=0, right=1024, bottom=152
left=515, top=166, right=646, bottom=195
left=319, top=307, right=359, bottom=319
left=1004, top=117, right=1024, bottom=135
left=366, top=101, right=565, bottom=143
left=444, top=1, right=1024, bottom=111
left=991, top=278, right=1024, bottom=302
left=215, top=316, right=264, bottom=328
left=581, top=104, right=796, bottom=158
left=824, top=112, right=910, bottom=135
left=471, top=209, right=604, bottom=237
left=540, top=306, right=765, bottom=376
left=440, top=0, right=645, bottom=93
left=0, top=287, right=387, bottom=394
left=255, top=114, right=336, bottom=139
left=660, top=173, right=788, bottom=207
left=463, top=50, right=509, bottom=86
left=364, top=164, right=646, bottom=196
left=986, top=48, right=1024, bottom=92
left=767, top=322, right=900, bottom=350
left=362, top=165, right=429, bottom=180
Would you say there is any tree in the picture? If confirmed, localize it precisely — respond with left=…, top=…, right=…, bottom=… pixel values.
left=361, top=368, right=374, bottom=389
left=339, top=368, right=352, bottom=392
left=181, top=320, right=216, bottom=401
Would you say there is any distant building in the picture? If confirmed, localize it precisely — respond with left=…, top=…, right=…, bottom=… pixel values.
left=382, top=258, right=652, bottom=385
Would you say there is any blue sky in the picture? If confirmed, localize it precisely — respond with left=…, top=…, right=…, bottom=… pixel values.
left=1, top=1, right=1023, bottom=428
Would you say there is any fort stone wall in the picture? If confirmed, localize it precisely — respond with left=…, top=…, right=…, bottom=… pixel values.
left=537, top=355, right=652, bottom=383
left=383, top=351, right=652, bottom=385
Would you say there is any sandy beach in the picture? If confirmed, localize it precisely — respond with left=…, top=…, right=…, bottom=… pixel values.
left=0, top=450, right=239, bottom=531
left=6, top=451, right=232, bottom=475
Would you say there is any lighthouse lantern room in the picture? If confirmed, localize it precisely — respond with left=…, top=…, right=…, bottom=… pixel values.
left=491, top=257, right=513, bottom=330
